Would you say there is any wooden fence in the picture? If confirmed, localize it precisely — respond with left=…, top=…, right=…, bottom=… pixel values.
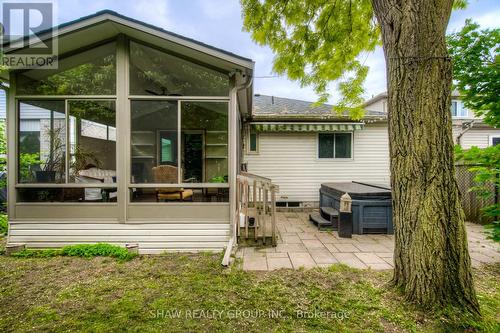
left=455, top=164, right=497, bottom=224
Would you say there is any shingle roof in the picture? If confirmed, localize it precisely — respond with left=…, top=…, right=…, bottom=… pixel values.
left=363, top=90, right=462, bottom=108
left=252, top=94, right=386, bottom=120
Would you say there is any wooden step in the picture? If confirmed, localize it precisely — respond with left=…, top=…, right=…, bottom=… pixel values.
left=309, top=212, right=335, bottom=231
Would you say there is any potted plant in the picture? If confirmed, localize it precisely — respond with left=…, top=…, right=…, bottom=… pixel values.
left=70, top=145, right=101, bottom=177
left=36, top=126, right=65, bottom=183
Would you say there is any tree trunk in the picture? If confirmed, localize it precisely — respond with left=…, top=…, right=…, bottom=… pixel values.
left=371, top=0, right=480, bottom=314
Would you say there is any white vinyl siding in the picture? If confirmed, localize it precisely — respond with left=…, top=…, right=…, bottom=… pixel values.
left=244, top=124, right=390, bottom=203
left=459, top=128, right=500, bottom=149
left=8, top=221, right=230, bottom=253
left=364, top=99, right=386, bottom=113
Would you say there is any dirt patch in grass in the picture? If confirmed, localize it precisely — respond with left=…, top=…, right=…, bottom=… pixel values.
left=0, top=252, right=498, bottom=332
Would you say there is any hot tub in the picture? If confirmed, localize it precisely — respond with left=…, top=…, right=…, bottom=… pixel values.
left=320, top=182, right=393, bottom=234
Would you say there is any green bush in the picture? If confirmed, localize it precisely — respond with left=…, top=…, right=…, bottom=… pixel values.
left=455, top=144, right=500, bottom=243
left=11, top=249, right=60, bottom=258
left=11, top=243, right=137, bottom=261
left=484, top=222, right=500, bottom=242
left=0, top=214, right=7, bottom=236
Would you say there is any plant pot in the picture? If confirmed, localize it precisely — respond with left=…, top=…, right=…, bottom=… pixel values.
left=36, top=171, right=56, bottom=183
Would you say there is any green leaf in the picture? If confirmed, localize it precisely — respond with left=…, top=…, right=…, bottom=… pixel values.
left=240, top=0, right=378, bottom=119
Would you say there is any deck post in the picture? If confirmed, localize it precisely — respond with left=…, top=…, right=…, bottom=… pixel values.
left=262, top=183, right=267, bottom=245
left=235, top=177, right=240, bottom=240
left=257, top=184, right=262, bottom=241
left=253, top=180, right=258, bottom=240
left=244, top=179, right=249, bottom=239
left=271, top=185, right=276, bottom=246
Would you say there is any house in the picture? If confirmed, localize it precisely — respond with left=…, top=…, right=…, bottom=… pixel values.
left=363, top=92, right=500, bottom=149
left=242, top=93, right=500, bottom=208
left=2, top=11, right=254, bottom=253
left=3, top=10, right=498, bottom=253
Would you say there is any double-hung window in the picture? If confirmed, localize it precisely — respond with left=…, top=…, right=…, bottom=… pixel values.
left=451, top=100, right=468, bottom=118
left=318, top=133, right=352, bottom=159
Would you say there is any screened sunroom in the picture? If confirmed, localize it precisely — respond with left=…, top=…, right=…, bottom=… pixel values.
left=4, top=11, right=254, bottom=252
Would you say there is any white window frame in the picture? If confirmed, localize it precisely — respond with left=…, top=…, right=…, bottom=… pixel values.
left=317, top=132, right=354, bottom=160
left=451, top=100, right=469, bottom=118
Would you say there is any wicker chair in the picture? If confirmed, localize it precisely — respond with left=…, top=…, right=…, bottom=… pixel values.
left=152, top=165, right=193, bottom=201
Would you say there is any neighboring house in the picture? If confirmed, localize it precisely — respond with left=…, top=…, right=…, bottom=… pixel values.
left=363, top=92, right=500, bottom=149
left=2, top=11, right=254, bottom=253
left=242, top=93, right=500, bottom=208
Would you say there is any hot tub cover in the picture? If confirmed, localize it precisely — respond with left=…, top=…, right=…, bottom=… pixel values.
left=321, top=182, right=391, bottom=201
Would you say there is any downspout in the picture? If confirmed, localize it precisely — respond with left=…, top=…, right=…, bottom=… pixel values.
left=456, top=120, right=474, bottom=147
left=222, top=72, right=253, bottom=267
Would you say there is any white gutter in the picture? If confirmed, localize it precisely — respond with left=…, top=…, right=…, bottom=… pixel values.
left=222, top=73, right=253, bottom=267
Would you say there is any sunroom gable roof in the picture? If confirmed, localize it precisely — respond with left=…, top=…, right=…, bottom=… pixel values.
left=3, top=10, right=254, bottom=73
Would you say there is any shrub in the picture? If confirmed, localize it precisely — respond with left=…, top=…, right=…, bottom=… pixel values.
left=11, top=243, right=137, bottom=261
left=60, top=243, right=136, bottom=260
left=455, top=145, right=500, bottom=242
left=0, top=214, right=7, bottom=236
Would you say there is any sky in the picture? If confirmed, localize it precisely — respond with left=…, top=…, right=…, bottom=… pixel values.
left=48, top=0, right=500, bottom=103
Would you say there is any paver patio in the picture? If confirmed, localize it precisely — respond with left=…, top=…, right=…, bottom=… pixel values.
left=237, top=211, right=500, bottom=271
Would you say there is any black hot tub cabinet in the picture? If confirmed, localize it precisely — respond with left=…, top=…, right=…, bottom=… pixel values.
left=320, top=182, right=393, bottom=234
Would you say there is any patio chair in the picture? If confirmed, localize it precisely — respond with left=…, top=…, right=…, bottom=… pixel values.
left=152, top=165, right=193, bottom=202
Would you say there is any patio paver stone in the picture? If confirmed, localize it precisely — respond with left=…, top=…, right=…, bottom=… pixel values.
left=238, top=213, right=499, bottom=271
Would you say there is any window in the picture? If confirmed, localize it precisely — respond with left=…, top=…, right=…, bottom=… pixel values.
left=490, top=136, right=500, bottom=146
left=160, top=137, right=174, bottom=164
left=129, top=100, right=229, bottom=203
left=248, top=130, right=258, bottom=153
left=129, top=41, right=229, bottom=96
left=19, top=101, right=66, bottom=183
left=68, top=100, right=116, bottom=183
left=181, top=102, right=228, bottom=183
left=451, top=100, right=468, bottom=118
left=318, top=133, right=352, bottom=159
left=16, top=43, right=116, bottom=96
left=130, top=100, right=178, bottom=184
left=18, top=100, right=117, bottom=202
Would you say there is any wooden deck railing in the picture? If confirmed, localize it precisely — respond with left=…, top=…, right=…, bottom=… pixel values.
left=236, top=172, right=278, bottom=246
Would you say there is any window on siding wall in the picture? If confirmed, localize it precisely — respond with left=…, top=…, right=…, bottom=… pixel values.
left=491, top=136, right=500, bottom=146
left=451, top=100, right=468, bottom=118
left=248, top=130, right=258, bottom=153
left=318, top=133, right=352, bottom=159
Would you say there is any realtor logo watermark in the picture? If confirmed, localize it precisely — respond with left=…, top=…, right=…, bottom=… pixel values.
left=0, top=0, right=58, bottom=69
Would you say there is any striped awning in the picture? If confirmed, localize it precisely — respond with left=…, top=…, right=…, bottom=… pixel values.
left=250, top=122, right=364, bottom=132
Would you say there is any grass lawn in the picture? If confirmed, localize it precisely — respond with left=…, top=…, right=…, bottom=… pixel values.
left=0, top=241, right=498, bottom=332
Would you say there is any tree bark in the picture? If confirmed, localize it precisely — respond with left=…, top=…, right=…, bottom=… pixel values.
left=371, top=0, right=480, bottom=314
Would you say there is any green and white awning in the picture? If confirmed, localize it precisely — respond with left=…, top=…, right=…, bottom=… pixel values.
left=250, top=122, right=364, bottom=132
